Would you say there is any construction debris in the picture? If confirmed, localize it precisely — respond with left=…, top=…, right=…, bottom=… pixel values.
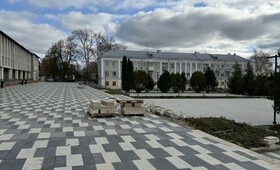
left=117, top=99, right=145, bottom=116
left=87, top=99, right=116, bottom=118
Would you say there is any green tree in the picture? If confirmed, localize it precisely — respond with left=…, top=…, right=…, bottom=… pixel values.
left=204, top=67, right=218, bottom=93
left=40, top=55, right=59, bottom=80
left=170, top=72, right=182, bottom=93
left=228, top=62, right=244, bottom=94
left=180, top=72, right=187, bottom=92
left=133, top=70, right=147, bottom=93
left=121, top=56, right=134, bottom=92
left=121, top=56, right=128, bottom=91
left=158, top=70, right=172, bottom=93
left=254, top=75, right=270, bottom=96
left=145, top=74, right=155, bottom=92
left=127, top=59, right=134, bottom=91
left=243, top=61, right=255, bottom=95
left=190, top=71, right=206, bottom=93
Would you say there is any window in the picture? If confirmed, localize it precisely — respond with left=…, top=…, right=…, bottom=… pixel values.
left=176, top=63, right=180, bottom=68
left=170, top=63, right=174, bottom=69
left=187, top=73, right=190, bottom=76
left=105, top=61, right=109, bottom=66
left=112, top=62, right=116, bottom=67
left=112, top=71, right=117, bottom=77
left=192, top=63, right=196, bottom=70
left=106, top=81, right=109, bottom=86
left=162, top=63, right=168, bottom=72
left=105, top=71, right=109, bottom=76
left=113, top=81, right=116, bottom=86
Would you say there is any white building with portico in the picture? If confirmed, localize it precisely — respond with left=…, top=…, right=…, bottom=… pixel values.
left=98, top=50, right=249, bottom=89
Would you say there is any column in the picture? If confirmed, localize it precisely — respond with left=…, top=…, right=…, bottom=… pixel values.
left=190, top=62, right=192, bottom=76
left=118, top=59, right=121, bottom=89
left=159, top=61, right=162, bottom=75
left=15, top=70, right=18, bottom=80
left=8, top=68, right=13, bottom=80
left=0, top=67, right=3, bottom=80
left=118, top=60, right=121, bottom=79
left=101, top=59, right=105, bottom=88
left=180, top=62, right=182, bottom=73
left=19, top=70, right=23, bottom=80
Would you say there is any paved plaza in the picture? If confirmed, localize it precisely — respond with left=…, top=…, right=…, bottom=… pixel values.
left=0, top=83, right=279, bottom=169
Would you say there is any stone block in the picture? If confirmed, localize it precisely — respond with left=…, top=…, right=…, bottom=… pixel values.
left=90, top=100, right=102, bottom=107
left=263, top=136, right=279, bottom=148
left=132, top=103, right=142, bottom=108
left=123, top=103, right=132, bottom=107
left=101, top=99, right=115, bottom=106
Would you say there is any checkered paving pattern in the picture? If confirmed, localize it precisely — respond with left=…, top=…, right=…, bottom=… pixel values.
left=263, top=151, right=280, bottom=160
left=0, top=82, right=278, bottom=169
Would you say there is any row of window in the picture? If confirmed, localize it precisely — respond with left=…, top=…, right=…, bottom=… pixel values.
left=104, top=60, right=246, bottom=73
left=105, top=71, right=117, bottom=77
left=105, top=61, right=117, bottom=67
left=105, top=81, right=117, bottom=86
left=1, top=56, right=31, bottom=70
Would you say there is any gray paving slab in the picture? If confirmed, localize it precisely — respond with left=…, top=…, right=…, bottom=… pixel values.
left=0, top=82, right=279, bottom=169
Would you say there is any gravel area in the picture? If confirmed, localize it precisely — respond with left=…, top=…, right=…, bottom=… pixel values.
left=144, top=98, right=279, bottom=125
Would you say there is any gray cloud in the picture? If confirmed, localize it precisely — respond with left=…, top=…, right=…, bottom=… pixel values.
left=0, top=10, right=66, bottom=54
left=116, top=10, right=280, bottom=50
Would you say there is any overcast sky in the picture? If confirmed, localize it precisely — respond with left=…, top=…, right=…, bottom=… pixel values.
left=1, top=0, right=280, bottom=58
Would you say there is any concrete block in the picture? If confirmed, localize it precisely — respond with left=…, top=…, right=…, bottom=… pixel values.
left=123, top=103, right=132, bottom=107
left=263, top=136, right=279, bottom=148
left=90, top=100, right=101, bottom=107
left=132, top=102, right=142, bottom=108
left=101, top=99, right=115, bottom=106
left=88, top=107, right=116, bottom=117
left=92, top=105, right=115, bottom=110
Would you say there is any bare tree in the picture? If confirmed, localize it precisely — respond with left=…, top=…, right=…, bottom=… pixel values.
left=45, top=38, right=76, bottom=80
left=71, top=29, right=97, bottom=69
left=250, top=49, right=272, bottom=76
left=96, top=33, right=127, bottom=60
left=71, top=28, right=126, bottom=81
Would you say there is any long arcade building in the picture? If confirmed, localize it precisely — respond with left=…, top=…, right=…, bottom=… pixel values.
left=0, top=30, right=39, bottom=82
left=98, top=50, right=249, bottom=89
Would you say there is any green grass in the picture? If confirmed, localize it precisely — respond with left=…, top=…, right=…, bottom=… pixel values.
left=185, top=117, right=278, bottom=148
left=269, top=124, right=280, bottom=134
left=104, top=89, right=124, bottom=95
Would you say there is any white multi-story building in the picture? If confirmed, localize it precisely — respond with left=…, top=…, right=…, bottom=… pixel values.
left=0, top=30, right=39, bottom=82
left=98, top=50, right=249, bottom=89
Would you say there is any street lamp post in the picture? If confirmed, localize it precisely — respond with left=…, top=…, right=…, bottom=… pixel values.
left=266, top=54, right=280, bottom=125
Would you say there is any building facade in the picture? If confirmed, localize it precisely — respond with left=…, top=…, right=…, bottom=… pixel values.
left=98, top=50, right=249, bottom=89
left=0, top=30, right=39, bottom=82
